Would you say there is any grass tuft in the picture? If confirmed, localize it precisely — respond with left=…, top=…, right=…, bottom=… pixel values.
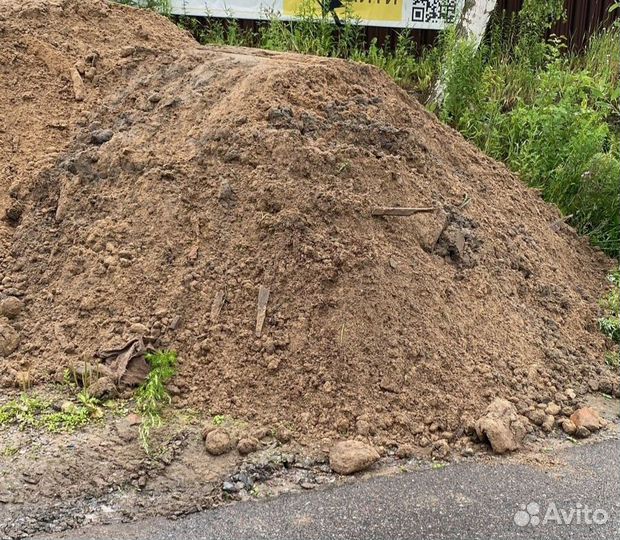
left=600, top=271, right=620, bottom=342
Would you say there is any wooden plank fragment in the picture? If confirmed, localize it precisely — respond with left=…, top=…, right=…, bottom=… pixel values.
left=70, top=67, right=85, bottom=101
left=255, top=285, right=270, bottom=337
left=371, top=206, right=437, bottom=217
left=210, top=290, right=225, bottom=322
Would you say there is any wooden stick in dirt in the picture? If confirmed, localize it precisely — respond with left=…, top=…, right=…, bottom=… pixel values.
left=255, top=285, right=270, bottom=337
left=210, top=290, right=225, bottom=322
left=371, top=207, right=437, bottom=217
left=70, top=67, right=85, bottom=101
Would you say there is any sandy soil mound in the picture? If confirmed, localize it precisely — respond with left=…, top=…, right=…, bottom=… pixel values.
left=1, top=0, right=616, bottom=455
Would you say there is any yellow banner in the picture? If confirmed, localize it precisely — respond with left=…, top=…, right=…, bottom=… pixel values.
left=283, top=0, right=404, bottom=23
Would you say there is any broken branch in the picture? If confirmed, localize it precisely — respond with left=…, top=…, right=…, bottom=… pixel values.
left=371, top=207, right=437, bottom=217
left=255, top=285, right=270, bottom=337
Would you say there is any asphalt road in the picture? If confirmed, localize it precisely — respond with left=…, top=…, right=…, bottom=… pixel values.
left=43, top=438, right=620, bottom=540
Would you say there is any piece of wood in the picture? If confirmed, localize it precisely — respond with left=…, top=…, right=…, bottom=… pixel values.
left=371, top=207, right=437, bottom=217
left=255, top=285, right=270, bottom=337
left=70, top=67, right=85, bottom=101
left=550, top=214, right=574, bottom=231
left=210, top=290, right=225, bottom=322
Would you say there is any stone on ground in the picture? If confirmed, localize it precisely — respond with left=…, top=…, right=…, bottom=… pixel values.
left=570, top=407, right=605, bottom=432
left=474, top=398, right=527, bottom=454
left=329, top=440, right=380, bottom=474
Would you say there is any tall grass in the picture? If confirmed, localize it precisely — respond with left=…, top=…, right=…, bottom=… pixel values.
left=116, top=0, right=171, bottom=15
left=439, top=14, right=620, bottom=254
left=175, top=4, right=439, bottom=96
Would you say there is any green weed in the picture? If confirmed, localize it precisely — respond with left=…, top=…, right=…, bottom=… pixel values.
left=135, top=350, right=178, bottom=450
left=0, top=391, right=103, bottom=433
left=212, top=414, right=226, bottom=426
left=1, top=445, right=19, bottom=457
left=438, top=14, right=619, bottom=254
left=600, top=271, right=620, bottom=342
left=605, top=351, right=620, bottom=369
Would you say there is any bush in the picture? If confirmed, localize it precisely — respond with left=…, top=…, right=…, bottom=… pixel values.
left=439, top=21, right=620, bottom=254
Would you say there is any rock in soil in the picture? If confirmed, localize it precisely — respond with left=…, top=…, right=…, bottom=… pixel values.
left=0, top=321, right=19, bottom=356
left=205, top=428, right=232, bottom=456
left=570, top=407, right=605, bottom=432
left=431, top=439, right=450, bottom=460
left=87, top=376, right=118, bottom=399
left=526, top=408, right=546, bottom=427
left=544, top=402, right=561, bottom=416
left=90, top=128, right=113, bottom=145
left=560, top=418, right=577, bottom=435
left=575, top=426, right=592, bottom=439
left=329, top=440, right=380, bottom=475
left=541, top=414, right=555, bottom=433
left=474, top=398, right=527, bottom=454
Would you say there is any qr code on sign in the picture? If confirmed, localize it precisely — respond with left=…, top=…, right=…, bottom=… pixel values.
left=411, top=0, right=458, bottom=24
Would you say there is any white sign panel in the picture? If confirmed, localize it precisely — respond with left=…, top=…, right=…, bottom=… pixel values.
left=171, top=0, right=464, bottom=29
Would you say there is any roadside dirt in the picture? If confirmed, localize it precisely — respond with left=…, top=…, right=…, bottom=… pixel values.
left=0, top=1, right=618, bottom=538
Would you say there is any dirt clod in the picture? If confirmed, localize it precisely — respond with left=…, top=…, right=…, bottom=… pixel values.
left=88, top=376, right=117, bottom=399
left=236, top=437, right=259, bottom=455
left=431, top=439, right=450, bottom=460
left=0, top=321, right=19, bottom=357
left=0, top=296, right=22, bottom=319
left=90, top=128, right=113, bottom=145
left=560, top=418, right=577, bottom=435
left=205, top=428, right=232, bottom=456
left=329, top=440, right=380, bottom=475
left=541, top=414, right=555, bottom=433
left=544, top=402, right=561, bottom=416
left=575, top=425, right=592, bottom=439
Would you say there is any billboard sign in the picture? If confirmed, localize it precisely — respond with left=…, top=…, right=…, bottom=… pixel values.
left=171, top=0, right=463, bottom=29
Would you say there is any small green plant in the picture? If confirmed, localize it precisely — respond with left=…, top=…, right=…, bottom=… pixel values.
left=605, top=351, right=620, bottom=369
left=212, top=414, right=226, bottom=426
left=0, top=394, right=46, bottom=429
left=0, top=391, right=103, bottom=433
left=1, top=445, right=19, bottom=457
left=600, top=271, right=620, bottom=341
left=600, top=316, right=620, bottom=343
left=135, top=350, right=178, bottom=450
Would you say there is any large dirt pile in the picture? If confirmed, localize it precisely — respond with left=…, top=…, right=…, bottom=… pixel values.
left=1, top=0, right=616, bottom=452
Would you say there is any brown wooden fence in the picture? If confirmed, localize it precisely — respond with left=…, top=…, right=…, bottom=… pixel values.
left=498, top=0, right=618, bottom=49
